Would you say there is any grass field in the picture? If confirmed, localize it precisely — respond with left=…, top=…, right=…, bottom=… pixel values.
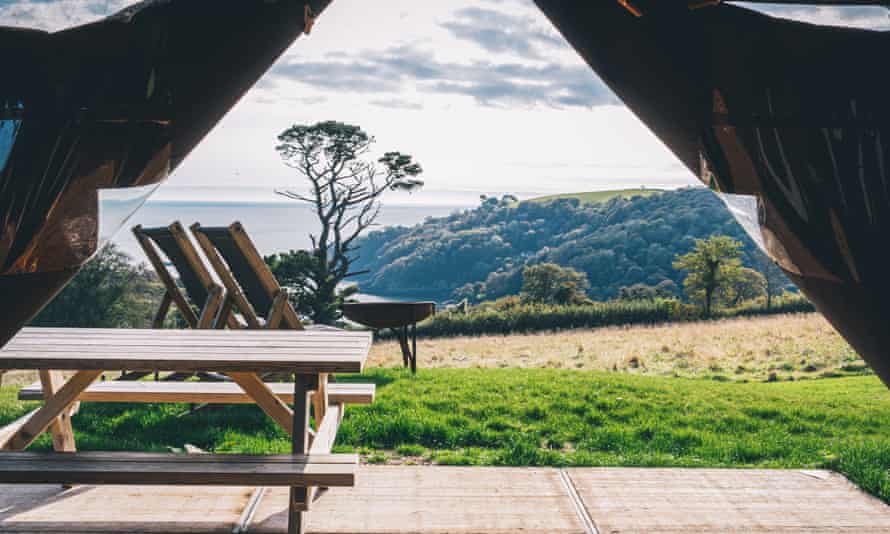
left=370, top=313, right=864, bottom=382
left=2, top=368, right=889, bottom=502
left=2, top=313, right=888, bottom=503
left=526, top=188, right=663, bottom=205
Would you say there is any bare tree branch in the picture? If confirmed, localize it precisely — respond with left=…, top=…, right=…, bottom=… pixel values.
left=274, top=121, right=423, bottom=324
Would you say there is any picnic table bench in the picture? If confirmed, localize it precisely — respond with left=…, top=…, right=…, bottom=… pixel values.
left=0, top=327, right=374, bottom=534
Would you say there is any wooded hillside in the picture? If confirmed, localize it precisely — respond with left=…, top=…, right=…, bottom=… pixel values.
left=352, top=187, right=783, bottom=302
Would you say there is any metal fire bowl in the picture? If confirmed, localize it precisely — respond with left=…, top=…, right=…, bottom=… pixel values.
left=341, top=302, right=435, bottom=329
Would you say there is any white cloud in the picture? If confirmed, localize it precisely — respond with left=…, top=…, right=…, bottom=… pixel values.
left=22, top=0, right=887, bottom=203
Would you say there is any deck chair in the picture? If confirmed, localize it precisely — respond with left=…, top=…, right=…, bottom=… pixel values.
left=133, top=222, right=237, bottom=382
left=133, top=222, right=226, bottom=329
left=190, top=221, right=303, bottom=330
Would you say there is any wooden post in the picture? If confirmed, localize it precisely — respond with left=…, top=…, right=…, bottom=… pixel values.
left=289, top=374, right=314, bottom=534
left=39, top=371, right=76, bottom=452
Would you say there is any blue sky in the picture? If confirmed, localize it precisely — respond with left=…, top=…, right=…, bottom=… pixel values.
left=2, top=1, right=889, bottom=204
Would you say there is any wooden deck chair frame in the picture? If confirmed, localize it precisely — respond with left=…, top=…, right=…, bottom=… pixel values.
left=190, top=221, right=303, bottom=330
left=132, top=222, right=227, bottom=329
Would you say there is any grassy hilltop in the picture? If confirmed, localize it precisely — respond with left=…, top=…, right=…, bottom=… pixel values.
left=525, top=188, right=664, bottom=205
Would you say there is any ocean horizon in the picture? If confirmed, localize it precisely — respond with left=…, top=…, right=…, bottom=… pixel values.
left=110, top=199, right=471, bottom=265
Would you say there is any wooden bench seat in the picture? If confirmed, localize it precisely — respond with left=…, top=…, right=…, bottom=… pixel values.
left=19, top=381, right=375, bottom=405
left=0, top=451, right=356, bottom=487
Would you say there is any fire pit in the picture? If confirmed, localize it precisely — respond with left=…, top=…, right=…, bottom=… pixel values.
left=341, top=301, right=435, bottom=373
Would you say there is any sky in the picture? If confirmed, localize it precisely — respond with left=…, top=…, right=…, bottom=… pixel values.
left=2, top=1, right=889, bottom=205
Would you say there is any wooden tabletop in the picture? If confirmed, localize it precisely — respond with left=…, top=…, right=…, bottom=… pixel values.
left=0, top=327, right=371, bottom=373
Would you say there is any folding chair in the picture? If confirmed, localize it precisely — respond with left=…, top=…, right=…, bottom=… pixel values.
left=133, top=222, right=226, bottom=329
left=132, top=221, right=238, bottom=382
left=189, top=221, right=303, bottom=330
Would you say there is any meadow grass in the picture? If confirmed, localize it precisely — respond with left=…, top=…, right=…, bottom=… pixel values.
left=370, top=313, right=861, bottom=382
left=524, top=188, right=664, bottom=205
left=2, top=368, right=889, bottom=501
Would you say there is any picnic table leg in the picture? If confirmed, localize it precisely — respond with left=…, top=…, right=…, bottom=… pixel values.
left=2, top=370, right=102, bottom=451
left=289, top=374, right=315, bottom=534
left=311, top=373, right=329, bottom=429
left=39, top=371, right=76, bottom=452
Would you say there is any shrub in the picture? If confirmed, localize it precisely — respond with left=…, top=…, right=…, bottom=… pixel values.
left=409, top=300, right=674, bottom=338
left=381, top=294, right=815, bottom=339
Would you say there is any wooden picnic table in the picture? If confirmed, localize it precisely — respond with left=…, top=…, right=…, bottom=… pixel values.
left=0, top=326, right=372, bottom=534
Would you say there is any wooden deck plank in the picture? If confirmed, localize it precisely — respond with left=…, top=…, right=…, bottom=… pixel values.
left=568, top=468, right=890, bottom=533
left=18, top=381, right=375, bottom=405
left=0, top=468, right=889, bottom=533
left=0, top=484, right=250, bottom=533
left=252, top=466, right=585, bottom=534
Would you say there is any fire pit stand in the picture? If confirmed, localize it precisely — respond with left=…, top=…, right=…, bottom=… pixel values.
left=340, top=301, right=435, bottom=374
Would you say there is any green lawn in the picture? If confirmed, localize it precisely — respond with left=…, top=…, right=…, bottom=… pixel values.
left=3, top=369, right=889, bottom=501
left=526, top=188, right=664, bottom=205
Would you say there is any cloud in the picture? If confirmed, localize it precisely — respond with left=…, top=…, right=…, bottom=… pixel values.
left=369, top=98, right=423, bottom=110
left=0, top=0, right=130, bottom=32
left=440, top=6, right=564, bottom=59
left=270, top=44, right=617, bottom=109
left=736, top=3, right=890, bottom=30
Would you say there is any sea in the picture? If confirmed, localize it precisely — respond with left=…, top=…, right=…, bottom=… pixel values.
left=103, top=198, right=480, bottom=303
left=112, top=200, right=468, bottom=264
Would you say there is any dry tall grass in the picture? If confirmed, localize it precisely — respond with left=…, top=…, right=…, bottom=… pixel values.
left=368, top=313, right=865, bottom=381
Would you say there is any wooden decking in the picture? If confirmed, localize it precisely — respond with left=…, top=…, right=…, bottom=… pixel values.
left=1, top=466, right=888, bottom=533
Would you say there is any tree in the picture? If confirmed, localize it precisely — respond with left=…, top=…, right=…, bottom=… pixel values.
left=263, top=249, right=355, bottom=319
left=520, top=263, right=591, bottom=305
left=617, top=279, right=677, bottom=301
left=752, top=252, right=789, bottom=309
left=31, top=244, right=162, bottom=328
left=673, top=235, right=743, bottom=316
left=725, top=267, right=767, bottom=307
left=275, top=121, right=423, bottom=324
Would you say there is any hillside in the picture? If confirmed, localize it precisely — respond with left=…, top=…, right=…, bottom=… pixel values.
left=352, top=187, right=782, bottom=302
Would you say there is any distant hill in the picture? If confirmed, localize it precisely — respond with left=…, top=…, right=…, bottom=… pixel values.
left=526, top=188, right=664, bottom=205
left=352, top=187, right=782, bottom=302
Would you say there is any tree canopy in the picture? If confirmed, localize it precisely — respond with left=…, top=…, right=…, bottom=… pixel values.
left=274, top=121, right=423, bottom=323
left=673, top=235, right=743, bottom=316
left=520, top=263, right=591, bottom=305
left=31, top=244, right=161, bottom=328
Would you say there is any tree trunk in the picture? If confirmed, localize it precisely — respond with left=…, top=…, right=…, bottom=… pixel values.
left=705, top=288, right=712, bottom=317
